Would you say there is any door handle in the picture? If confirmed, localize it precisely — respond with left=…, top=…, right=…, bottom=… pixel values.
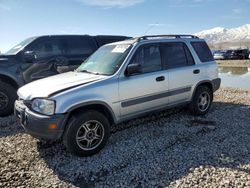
left=193, top=69, right=200, bottom=74
left=156, top=76, right=165, bottom=82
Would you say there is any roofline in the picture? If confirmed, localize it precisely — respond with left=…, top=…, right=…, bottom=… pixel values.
left=29, top=34, right=131, bottom=38
left=134, top=34, right=198, bottom=41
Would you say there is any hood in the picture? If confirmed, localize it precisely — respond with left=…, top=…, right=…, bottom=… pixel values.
left=18, top=71, right=106, bottom=100
left=0, top=54, right=16, bottom=62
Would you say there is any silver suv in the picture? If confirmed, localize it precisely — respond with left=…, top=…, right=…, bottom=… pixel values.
left=15, top=35, right=221, bottom=156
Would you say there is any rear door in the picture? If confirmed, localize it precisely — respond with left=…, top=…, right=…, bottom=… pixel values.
left=119, top=43, right=169, bottom=118
left=161, top=42, right=196, bottom=104
left=64, top=36, right=98, bottom=71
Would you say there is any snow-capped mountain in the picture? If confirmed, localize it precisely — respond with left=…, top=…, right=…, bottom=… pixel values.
left=194, top=24, right=250, bottom=43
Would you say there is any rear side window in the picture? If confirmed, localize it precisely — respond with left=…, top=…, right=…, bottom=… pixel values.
left=161, top=42, right=194, bottom=69
left=66, top=37, right=97, bottom=55
left=130, top=45, right=162, bottom=73
left=191, top=41, right=214, bottom=62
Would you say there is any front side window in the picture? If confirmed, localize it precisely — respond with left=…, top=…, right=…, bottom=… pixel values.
left=77, top=44, right=131, bottom=75
left=32, top=39, right=63, bottom=59
left=161, top=42, right=191, bottom=69
left=130, top=45, right=162, bottom=73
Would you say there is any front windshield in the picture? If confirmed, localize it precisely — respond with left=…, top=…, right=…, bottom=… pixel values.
left=76, top=44, right=131, bottom=75
left=5, top=37, right=36, bottom=55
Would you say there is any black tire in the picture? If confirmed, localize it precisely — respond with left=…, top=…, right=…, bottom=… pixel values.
left=189, top=86, right=213, bottom=116
left=0, top=81, right=17, bottom=117
left=63, top=110, right=110, bottom=157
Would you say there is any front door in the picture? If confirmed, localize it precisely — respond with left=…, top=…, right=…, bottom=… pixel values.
left=21, top=37, right=65, bottom=83
left=119, top=44, right=169, bottom=118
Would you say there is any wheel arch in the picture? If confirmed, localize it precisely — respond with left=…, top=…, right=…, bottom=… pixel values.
left=65, top=101, right=117, bottom=127
left=0, top=74, right=20, bottom=90
left=191, top=80, right=213, bottom=100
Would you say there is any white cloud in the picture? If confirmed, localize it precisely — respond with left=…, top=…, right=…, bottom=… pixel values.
left=167, top=0, right=215, bottom=8
left=59, top=27, right=82, bottom=34
left=59, top=30, right=76, bottom=34
left=232, top=8, right=241, bottom=14
left=148, top=23, right=166, bottom=27
left=78, top=0, right=144, bottom=8
left=223, top=8, right=244, bottom=19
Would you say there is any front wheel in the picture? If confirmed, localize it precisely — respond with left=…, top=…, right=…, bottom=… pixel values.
left=0, top=81, right=17, bottom=117
left=63, top=110, right=110, bottom=157
left=189, top=86, right=213, bottom=116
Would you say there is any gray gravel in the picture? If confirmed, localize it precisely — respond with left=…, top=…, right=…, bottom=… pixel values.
left=0, top=87, right=250, bottom=187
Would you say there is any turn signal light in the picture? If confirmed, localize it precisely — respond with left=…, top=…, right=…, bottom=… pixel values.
left=48, top=124, right=57, bottom=129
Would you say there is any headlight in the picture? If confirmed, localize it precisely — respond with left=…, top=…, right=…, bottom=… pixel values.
left=31, top=99, right=55, bottom=115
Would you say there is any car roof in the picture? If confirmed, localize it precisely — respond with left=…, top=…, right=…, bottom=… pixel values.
left=107, top=34, right=204, bottom=46
left=32, top=34, right=130, bottom=39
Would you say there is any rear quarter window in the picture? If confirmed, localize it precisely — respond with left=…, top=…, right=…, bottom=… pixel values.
left=191, top=41, right=214, bottom=62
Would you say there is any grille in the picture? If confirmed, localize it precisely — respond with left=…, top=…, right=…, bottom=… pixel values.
left=23, top=100, right=32, bottom=109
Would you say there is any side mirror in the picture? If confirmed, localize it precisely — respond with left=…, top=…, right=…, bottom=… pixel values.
left=126, top=63, right=141, bottom=76
left=23, top=51, right=36, bottom=63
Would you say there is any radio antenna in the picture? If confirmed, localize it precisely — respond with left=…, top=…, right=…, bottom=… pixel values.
left=143, top=23, right=165, bottom=35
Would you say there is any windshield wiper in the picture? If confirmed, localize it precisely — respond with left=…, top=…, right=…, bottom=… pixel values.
left=77, top=69, right=110, bottom=76
left=78, top=70, right=95, bottom=74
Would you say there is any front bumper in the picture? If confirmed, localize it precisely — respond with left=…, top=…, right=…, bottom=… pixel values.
left=14, top=100, right=67, bottom=140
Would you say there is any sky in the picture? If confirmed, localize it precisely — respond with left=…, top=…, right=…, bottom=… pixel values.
left=0, top=0, right=250, bottom=52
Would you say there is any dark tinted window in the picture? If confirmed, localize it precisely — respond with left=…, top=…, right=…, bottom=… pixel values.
left=161, top=42, right=192, bottom=69
left=66, top=37, right=97, bottom=55
left=191, top=41, right=214, bottom=62
left=130, top=45, right=162, bottom=73
left=95, top=36, right=130, bottom=46
left=32, top=39, right=63, bottom=59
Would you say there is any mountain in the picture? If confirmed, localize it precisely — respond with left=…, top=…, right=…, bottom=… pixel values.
left=194, top=24, right=250, bottom=44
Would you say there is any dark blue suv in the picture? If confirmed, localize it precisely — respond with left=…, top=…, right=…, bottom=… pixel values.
left=0, top=35, right=130, bottom=116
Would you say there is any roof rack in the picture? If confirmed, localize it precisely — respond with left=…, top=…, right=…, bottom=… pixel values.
left=136, top=35, right=199, bottom=42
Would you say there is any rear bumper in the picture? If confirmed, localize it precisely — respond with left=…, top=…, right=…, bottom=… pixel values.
left=14, top=100, right=67, bottom=140
left=212, top=78, right=221, bottom=92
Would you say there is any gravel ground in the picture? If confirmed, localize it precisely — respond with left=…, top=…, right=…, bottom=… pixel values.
left=0, top=87, right=250, bottom=187
left=217, top=60, right=250, bottom=68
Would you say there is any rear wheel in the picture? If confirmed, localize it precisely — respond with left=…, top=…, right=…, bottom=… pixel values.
left=189, top=86, right=213, bottom=116
left=0, top=81, right=17, bottom=117
left=63, top=110, right=110, bottom=157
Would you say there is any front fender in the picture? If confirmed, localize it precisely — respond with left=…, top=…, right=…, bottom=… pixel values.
left=66, top=100, right=118, bottom=123
left=0, top=69, right=23, bottom=87
left=51, top=76, right=120, bottom=122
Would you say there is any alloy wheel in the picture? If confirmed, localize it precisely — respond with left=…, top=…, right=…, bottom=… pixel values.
left=76, top=120, right=105, bottom=151
left=197, top=91, right=210, bottom=112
